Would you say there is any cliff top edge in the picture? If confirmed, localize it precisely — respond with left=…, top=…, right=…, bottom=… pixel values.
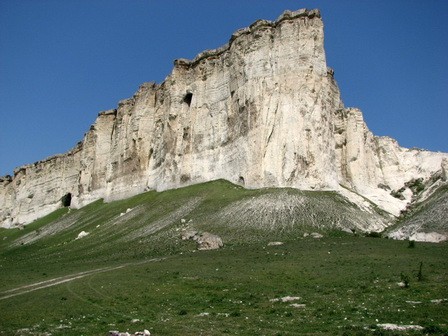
left=174, top=8, right=320, bottom=68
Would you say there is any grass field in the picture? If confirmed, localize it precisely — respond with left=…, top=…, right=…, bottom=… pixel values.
left=0, top=181, right=446, bottom=335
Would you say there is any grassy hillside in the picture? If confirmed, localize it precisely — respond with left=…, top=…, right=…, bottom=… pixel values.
left=0, top=180, right=447, bottom=335
left=0, top=180, right=390, bottom=272
left=386, top=184, right=448, bottom=241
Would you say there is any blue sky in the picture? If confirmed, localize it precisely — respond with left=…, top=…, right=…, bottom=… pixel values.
left=1, top=0, right=447, bottom=176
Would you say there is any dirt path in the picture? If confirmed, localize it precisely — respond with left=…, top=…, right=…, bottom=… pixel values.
left=0, top=257, right=165, bottom=301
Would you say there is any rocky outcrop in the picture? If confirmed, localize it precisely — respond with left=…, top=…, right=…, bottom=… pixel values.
left=108, top=330, right=150, bottom=336
left=1, top=8, right=447, bottom=228
left=181, top=230, right=223, bottom=250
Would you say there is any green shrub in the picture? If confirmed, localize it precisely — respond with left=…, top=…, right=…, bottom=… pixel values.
left=230, top=311, right=241, bottom=317
left=417, top=261, right=424, bottom=281
left=390, top=188, right=405, bottom=200
left=423, top=325, right=444, bottom=334
left=400, top=273, right=410, bottom=288
left=365, top=231, right=382, bottom=238
left=405, top=178, right=425, bottom=195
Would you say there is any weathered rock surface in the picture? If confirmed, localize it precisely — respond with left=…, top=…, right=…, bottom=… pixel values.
left=181, top=229, right=223, bottom=250
left=1, top=8, right=447, bottom=230
left=108, top=330, right=150, bottom=336
left=196, top=232, right=224, bottom=250
left=75, top=230, right=89, bottom=240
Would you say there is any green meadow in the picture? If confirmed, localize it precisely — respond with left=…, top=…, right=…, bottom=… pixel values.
left=0, top=181, right=446, bottom=335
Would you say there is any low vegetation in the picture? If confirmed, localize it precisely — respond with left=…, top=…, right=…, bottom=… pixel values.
left=0, top=180, right=446, bottom=335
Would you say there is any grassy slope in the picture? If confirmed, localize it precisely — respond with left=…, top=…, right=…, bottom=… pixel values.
left=0, top=180, right=447, bottom=335
left=386, top=184, right=448, bottom=238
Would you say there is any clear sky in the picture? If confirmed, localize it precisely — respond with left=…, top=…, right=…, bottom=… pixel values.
left=1, top=0, right=447, bottom=176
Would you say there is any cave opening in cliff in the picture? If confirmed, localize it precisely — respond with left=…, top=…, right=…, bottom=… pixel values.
left=61, top=193, right=72, bottom=207
left=183, top=92, right=193, bottom=107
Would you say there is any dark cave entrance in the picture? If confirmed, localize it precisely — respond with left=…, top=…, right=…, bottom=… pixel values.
left=61, top=193, right=72, bottom=207
left=183, top=92, right=193, bottom=107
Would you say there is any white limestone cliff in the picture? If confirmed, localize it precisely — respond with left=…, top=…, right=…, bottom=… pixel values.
left=1, top=9, right=447, bottom=228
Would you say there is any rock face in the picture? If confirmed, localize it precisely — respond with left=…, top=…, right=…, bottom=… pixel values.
left=1, top=9, right=447, bottom=228
left=181, top=230, right=224, bottom=250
